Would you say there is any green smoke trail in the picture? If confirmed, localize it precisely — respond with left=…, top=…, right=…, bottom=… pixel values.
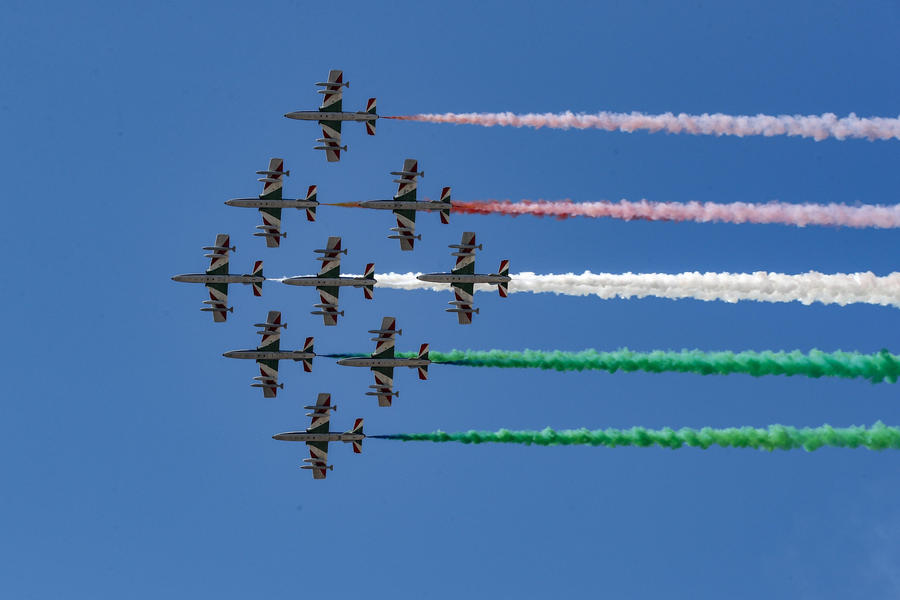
left=327, top=348, right=900, bottom=383
left=371, top=422, right=900, bottom=451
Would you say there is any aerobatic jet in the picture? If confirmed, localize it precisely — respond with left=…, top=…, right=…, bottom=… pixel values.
left=356, top=159, right=452, bottom=251
left=224, top=158, right=318, bottom=247
left=416, top=232, right=510, bottom=324
left=272, top=393, right=364, bottom=480
left=171, top=234, right=263, bottom=322
left=222, top=311, right=315, bottom=398
left=281, top=236, right=376, bottom=326
left=283, top=69, right=377, bottom=162
left=336, top=317, right=430, bottom=407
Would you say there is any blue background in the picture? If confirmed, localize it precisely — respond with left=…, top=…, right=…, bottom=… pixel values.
left=2, top=1, right=899, bottom=597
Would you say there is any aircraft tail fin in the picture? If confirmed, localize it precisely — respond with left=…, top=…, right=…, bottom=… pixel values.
left=365, top=99, right=377, bottom=135
left=347, top=418, right=364, bottom=453
left=305, top=185, right=318, bottom=221
left=302, top=336, right=315, bottom=372
left=252, top=261, right=264, bottom=296
left=417, top=343, right=430, bottom=380
left=497, top=260, right=509, bottom=297
left=363, top=262, right=375, bottom=299
left=437, top=186, right=451, bottom=224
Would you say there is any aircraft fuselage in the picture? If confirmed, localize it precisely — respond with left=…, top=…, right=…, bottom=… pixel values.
left=171, top=274, right=263, bottom=284
left=224, top=198, right=318, bottom=209
left=357, top=200, right=452, bottom=212
left=272, top=431, right=365, bottom=442
left=417, top=273, right=512, bottom=284
left=223, top=350, right=315, bottom=361
left=282, top=276, right=376, bottom=288
left=284, top=111, right=377, bottom=122
left=336, top=357, right=431, bottom=368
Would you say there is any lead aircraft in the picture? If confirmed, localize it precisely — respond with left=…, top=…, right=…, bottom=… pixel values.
left=357, top=159, right=452, bottom=251
left=281, top=236, right=376, bottom=325
left=272, top=393, right=364, bottom=480
left=222, top=311, right=315, bottom=397
left=417, top=232, right=510, bottom=324
left=171, top=234, right=264, bottom=322
left=224, top=158, right=319, bottom=247
left=336, top=317, right=430, bottom=406
left=283, top=69, right=377, bottom=162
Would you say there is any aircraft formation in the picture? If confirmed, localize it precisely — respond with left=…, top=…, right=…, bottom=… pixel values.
left=172, top=69, right=511, bottom=479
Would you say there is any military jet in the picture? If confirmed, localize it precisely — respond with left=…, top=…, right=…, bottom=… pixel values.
left=171, top=234, right=264, bottom=322
left=222, top=310, right=315, bottom=398
left=416, top=232, right=510, bottom=324
left=281, top=236, right=376, bottom=326
left=355, top=159, right=452, bottom=251
left=336, top=317, right=430, bottom=407
left=224, top=158, right=319, bottom=247
left=283, top=69, right=377, bottom=162
left=272, top=393, right=364, bottom=480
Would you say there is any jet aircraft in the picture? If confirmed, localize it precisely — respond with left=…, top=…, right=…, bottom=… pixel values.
left=272, top=393, right=364, bottom=480
left=222, top=311, right=315, bottom=397
left=171, top=234, right=263, bottom=322
left=224, top=158, right=319, bottom=247
left=416, top=232, right=510, bottom=324
left=336, top=317, right=430, bottom=407
left=283, top=69, right=377, bottom=162
left=356, top=159, right=452, bottom=251
left=281, top=236, right=376, bottom=326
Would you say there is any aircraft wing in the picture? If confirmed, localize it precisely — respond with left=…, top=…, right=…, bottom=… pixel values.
left=371, top=367, right=396, bottom=407
left=391, top=210, right=417, bottom=251
left=255, top=360, right=280, bottom=398
left=204, top=284, right=229, bottom=322
left=317, top=123, right=343, bottom=162
left=206, top=234, right=231, bottom=274
left=317, top=237, right=343, bottom=276
left=370, top=316, right=397, bottom=358
left=450, top=283, right=476, bottom=325
left=257, top=310, right=283, bottom=351
left=305, top=441, right=330, bottom=479
left=318, top=69, right=344, bottom=112
left=256, top=158, right=288, bottom=247
left=450, top=232, right=478, bottom=275
left=315, top=286, right=341, bottom=326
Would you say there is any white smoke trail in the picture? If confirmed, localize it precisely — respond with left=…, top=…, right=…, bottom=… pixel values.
left=451, top=199, right=900, bottom=229
left=369, top=271, right=900, bottom=308
left=387, top=111, right=900, bottom=141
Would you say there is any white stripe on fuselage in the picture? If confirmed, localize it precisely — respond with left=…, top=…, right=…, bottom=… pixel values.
left=282, top=276, right=375, bottom=287
left=284, top=111, right=377, bottom=121
left=171, top=274, right=263, bottom=284
left=357, top=200, right=452, bottom=211
left=224, top=198, right=318, bottom=209
left=336, top=358, right=430, bottom=367
left=223, top=350, right=315, bottom=360
left=272, top=432, right=364, bottom=442
left=416, top=273, right=512, bottom=284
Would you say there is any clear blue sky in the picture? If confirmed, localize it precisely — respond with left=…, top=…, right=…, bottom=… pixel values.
left=2, top=1, right=899, bottom=597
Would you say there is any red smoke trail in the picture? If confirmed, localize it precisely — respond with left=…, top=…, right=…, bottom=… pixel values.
left=384, top=111, right=900, bottom=141
left=450, top=199, right=900, bottom=229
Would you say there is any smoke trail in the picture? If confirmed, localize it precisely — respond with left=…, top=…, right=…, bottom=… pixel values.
left=370, top=271, right=900, bottom=309
left=385, top=111, right=900, bottom=141
left=372, top=422, right=900, bottom=451
left=327, top=348, right=900, bottom=383
left=451, top=199, right=900, bottom=229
